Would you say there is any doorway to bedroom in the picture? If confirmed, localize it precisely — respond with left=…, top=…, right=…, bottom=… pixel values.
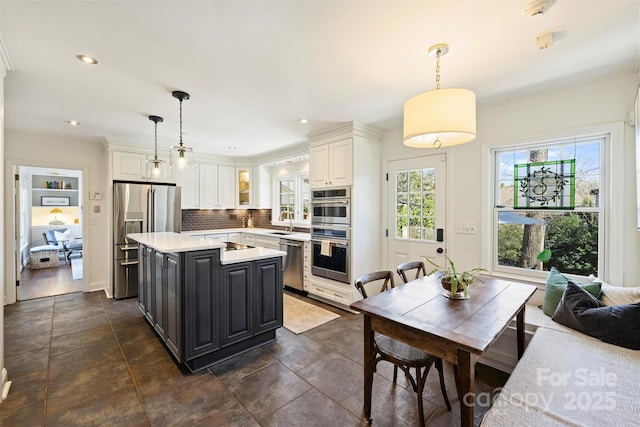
left=16, top=165, right=84, bottom=300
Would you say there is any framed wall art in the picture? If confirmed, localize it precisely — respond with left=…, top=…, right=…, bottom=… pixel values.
left=41, top=196, right=70, bottom=206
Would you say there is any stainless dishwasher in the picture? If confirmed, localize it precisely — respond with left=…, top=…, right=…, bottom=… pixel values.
left=279, top=238, right=304, bottom=291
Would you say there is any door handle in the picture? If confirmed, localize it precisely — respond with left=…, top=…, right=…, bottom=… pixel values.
left=120, top=261, right=139, bottom=266
left=436, top=248, right=444, bottom=254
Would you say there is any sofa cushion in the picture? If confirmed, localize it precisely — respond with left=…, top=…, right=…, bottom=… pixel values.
left=54, top=229, right=74, bottom=243
left=542, top=267, right=601, bottom=316
left=588, top=275, right=640, bottom=306
left=480, top=327, right=640, bottom=427
left=552, top=281, right=640, bottom=350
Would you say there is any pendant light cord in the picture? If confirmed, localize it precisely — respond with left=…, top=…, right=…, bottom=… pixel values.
left=179, top=98, right=183, bottom=148
left=435, top=48, right=441, bottom=90
left=154, top=120, right=159, bottom=159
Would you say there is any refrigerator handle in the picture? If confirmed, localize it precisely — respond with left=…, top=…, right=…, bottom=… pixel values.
left=147, top=188, right=153, bottom=232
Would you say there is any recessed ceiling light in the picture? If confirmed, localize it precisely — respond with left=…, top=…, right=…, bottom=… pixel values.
left=76, top=54, right=98, bottom=65
left=67, top=120, right=80, bottom=126
left=228, top=146, right=237, bottom=150
left=298, top=118, right=309, bottom=124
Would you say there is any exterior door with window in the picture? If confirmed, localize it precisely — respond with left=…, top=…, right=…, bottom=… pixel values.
left=387, top=154, right=446, bottom=277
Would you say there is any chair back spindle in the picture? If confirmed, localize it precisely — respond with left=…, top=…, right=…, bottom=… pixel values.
left=397, top=261, right=427, bottom=284
left=354, top=271, right=394, bottom=298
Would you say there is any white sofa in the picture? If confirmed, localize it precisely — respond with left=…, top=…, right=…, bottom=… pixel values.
left=481, top=307, right=640, bottom=426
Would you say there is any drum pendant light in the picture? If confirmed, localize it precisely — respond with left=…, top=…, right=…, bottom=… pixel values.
left=170, top=90, right=194, bottom=169
left=147, top=115, right=167, bottom=178
left=403, top=44, right=476, bottom=148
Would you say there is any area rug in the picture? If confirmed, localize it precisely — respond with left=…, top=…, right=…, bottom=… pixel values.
left=71, top=257, right=83, bottom=280
left=283, top=294, right=340, bottom=334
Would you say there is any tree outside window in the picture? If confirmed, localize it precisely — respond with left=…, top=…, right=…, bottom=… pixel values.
left=494, top=137, right=602, bottom=277
left=396, top=168, right=436, bottom=241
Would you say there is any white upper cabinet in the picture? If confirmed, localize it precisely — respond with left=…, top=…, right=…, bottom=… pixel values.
left=112, top=151, right=147, bottom=181
left=309, top=138, right=352, bottom=188
left=175, top=164, right=199, bottom=209
left=200, top=164, right=235, bottom=209
left=218, top=165, right=235, bottom=209
left=199, top=163, right=218, bottom=209
left=236, top=167, right=252, bottom=209
left=112, top=151, right=174, bottom=183
left=252, top=165, right=272, bottom=209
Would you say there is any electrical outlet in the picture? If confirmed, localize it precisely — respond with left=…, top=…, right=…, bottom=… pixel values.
left=455, top=222, right=478, bottom=235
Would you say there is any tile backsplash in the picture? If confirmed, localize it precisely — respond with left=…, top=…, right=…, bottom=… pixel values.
left=181, top=209, right=309, bottom=233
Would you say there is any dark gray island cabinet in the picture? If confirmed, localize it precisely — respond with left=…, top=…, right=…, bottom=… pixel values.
left=129, top=232, right=285, bottom=372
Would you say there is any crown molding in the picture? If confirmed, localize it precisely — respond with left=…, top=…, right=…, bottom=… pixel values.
left=308, top=121, right=382, bottom=145
left=0, top=33, right=14, bottom=77
left=250, top=141, right=309, bottom=166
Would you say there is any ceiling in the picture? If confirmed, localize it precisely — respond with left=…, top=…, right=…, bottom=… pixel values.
left=1, top=0, right=639, bottom=158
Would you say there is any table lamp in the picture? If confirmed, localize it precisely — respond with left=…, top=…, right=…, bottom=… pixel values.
left=49, top=208, right=65, bottom=225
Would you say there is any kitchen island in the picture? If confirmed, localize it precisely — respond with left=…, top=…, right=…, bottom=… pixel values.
left=127, top=232, right=286, bottom=372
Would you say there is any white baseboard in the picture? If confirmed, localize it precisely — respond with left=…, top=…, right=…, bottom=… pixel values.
left=88, top=280, right=107, bottom=294
left=1, top=368, right=12, bottom=401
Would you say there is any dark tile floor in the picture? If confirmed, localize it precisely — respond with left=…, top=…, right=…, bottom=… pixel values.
left=2, top=290, right=508, bottom=426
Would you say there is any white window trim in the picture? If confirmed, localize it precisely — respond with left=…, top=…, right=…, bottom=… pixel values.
left=271, top=174, right=310, bottom=228
left=480, top=122, right=624, bottom=286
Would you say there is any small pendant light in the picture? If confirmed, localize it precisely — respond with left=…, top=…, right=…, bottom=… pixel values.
left=170, top=90, right=194, bottom=169
left=147, top=115, right=167, bottom=178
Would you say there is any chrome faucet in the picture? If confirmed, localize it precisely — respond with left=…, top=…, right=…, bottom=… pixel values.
left=288, top=213, right=294, bottom=232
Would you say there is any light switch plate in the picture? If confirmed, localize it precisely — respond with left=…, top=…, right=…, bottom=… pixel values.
left=455, top=222, right=478, bottom=234
left=89, top=192, right=103, bottom=200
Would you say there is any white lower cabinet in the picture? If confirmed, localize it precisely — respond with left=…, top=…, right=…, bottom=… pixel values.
left=254, top=235, right=280, bottom=250
left=227, top=232, right=243, bottom=243
left=303, top=241, right=311, bottom=290
left=305, top=280, right=352, bottom=306
left=204, top=233, right=227, bottom=242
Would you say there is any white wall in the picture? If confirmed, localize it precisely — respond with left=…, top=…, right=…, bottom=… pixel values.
left=4, top=131, right=108, bottom=295
left=382, top=72, right=640, bottom=285
left=0, top=39, right=6, bottom=400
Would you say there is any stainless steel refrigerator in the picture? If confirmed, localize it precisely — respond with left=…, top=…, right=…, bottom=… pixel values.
left=113, top=182, right=181, bottom=299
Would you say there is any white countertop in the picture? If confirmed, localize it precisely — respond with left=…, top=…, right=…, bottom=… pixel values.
left=219, top=246, right=286, bottom=265
left=182, top=227, right=311, bottom=242
left=127, top=231, right=286, bottom=265
left=128, top=232, right=225, bottom=252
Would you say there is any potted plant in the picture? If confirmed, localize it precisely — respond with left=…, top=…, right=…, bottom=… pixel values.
left=425, top=256, right=488, bottom=299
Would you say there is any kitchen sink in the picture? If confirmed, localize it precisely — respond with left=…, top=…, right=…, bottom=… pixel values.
left=267, top=231, right=292, bottom=235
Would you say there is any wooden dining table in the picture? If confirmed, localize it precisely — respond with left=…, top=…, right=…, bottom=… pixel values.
left=350, top=275, right=536, bottom=427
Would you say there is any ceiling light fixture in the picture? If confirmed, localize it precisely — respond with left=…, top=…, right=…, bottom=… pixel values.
left=76, top=54, right=98, bottom=65
left=67, top=120, right=80, bottom=126
left=147, top=115, right=167, bottom=178
left=298, top=118, right=309, bottom=124
left=170, top=90, right=194, bottom=169
left=403, top=43, right=476, bottom=149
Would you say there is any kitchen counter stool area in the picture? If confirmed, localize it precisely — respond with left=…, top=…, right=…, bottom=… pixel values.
left=2, top=289, right=507, bottom=426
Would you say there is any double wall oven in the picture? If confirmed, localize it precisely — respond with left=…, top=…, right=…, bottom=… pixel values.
left=311, top=188, right=351, bottom=284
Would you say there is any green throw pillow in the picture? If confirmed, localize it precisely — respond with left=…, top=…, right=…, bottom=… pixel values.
left=542, top=267, right=602, bottom=316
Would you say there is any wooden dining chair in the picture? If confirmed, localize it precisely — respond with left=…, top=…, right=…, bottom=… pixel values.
left=354, top=271, right=451, bottom=425
left=396, top=260, right=428, bottom=283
